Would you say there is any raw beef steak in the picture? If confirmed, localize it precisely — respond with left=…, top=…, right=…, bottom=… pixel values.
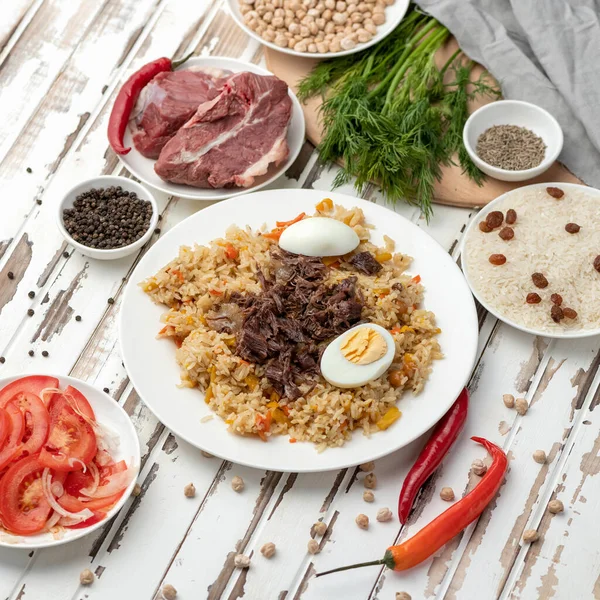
left=131, top=69, right=227, bottom=159
left=154, top=72, right=292, bottom=188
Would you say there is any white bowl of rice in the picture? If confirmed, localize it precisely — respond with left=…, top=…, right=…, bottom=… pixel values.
left=461, top=183, right=600, bottom=338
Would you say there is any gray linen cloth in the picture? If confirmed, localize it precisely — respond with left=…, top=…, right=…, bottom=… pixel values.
left=415, top=0, right=600, bottom=187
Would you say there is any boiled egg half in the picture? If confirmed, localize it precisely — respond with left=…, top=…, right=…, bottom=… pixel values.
left=278, top=217, right=359, bottom=257
left=320, top=323, right=396, bottom=388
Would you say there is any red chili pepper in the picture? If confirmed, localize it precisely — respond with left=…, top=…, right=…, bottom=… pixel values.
left=398, top=387, right=469, bottom=524
left=317, top=437, right=507, bottom=577
left=107, top=52, right=193, bottom=155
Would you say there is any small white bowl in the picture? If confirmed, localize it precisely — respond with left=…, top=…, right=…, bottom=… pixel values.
left=463, top=100, right=563, bottom=182
left=0, top=373, right=141, bottom=549
left=57, top=175, right=158, bottom=260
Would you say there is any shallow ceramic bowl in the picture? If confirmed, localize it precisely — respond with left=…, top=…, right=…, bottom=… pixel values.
left=56, top=175, right=158, bottom=260
left=0, top=374, right=140, bottom=549
left=463, top=100, right=563, bottom=182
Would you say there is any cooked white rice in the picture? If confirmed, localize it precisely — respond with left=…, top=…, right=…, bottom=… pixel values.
left=463, top=186, right=600, bottom=332
left=141, top=201, right=441, bottom=449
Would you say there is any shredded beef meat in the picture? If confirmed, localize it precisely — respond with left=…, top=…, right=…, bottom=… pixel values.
left=211, top=249, right=364, bottom=400
left=349, top=251, right=382, bottom=275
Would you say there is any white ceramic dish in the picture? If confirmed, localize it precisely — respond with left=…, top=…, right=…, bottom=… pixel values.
left=0, top=374, right=141, bottom=549
left=56, top=175, right=158, bottom=261
left=463, top=100, right=563, bottom=182
left=120, top=189, right=478, bottom=472
left=117, top=57, right=306, bottom=201
left=460, top=182, right=600, bottom=339
left=228, top=0, right=410, bottom=58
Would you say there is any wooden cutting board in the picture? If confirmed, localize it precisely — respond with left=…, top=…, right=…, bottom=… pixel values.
left=265, top=39, right=581, bottom=208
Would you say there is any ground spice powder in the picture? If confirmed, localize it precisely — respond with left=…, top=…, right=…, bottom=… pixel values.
left=476, top=125, right=546, bottom=171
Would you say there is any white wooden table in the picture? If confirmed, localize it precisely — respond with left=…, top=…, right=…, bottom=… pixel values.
left=1, top=1, right=599, bottom=598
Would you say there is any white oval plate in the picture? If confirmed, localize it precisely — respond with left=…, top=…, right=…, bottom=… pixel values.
left=117, top=57, right=306, bottom=201
left=460, top=182, right=600, bottom=339
left=120, top=190, right=478, bottom=472
left=228, top=0, right=410, bottom=58
left=0, top=374, right=141, bottom=549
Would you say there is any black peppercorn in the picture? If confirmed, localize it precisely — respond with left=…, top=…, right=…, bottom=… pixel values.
left=28, top=350, right=34, bottom=357
left=107, top=297, right=114, bottom=305
left=63, top=251, right=70, bottom=258
left=36, top=199, right=42, bottom=205
left=26, top=167, right=32, bottom=173
left=103, top=387, right=109, bottom=393
left=42, top=350, right=49, bottom=357
left=28, top=291, right=35, bottom=298
left=75, top=315, right=82, bottom=321
left=27, top=309, right=34, bottom=316
left=0, top=357, right=5, bottom=364
left=7, top=271, right=14, bottom=280
left=154, top=228, right=161, bottom=234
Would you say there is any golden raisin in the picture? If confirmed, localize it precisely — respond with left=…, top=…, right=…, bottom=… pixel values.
left=531, top=272, right=549, bottom=288
left=526, top=293, right=541, bottom=304
left=551, top=305, right=564, bottom=323
left=546, top=186, right=564, bottom=199
left=388, top=370, right=404, bottom=388
left=479, top=221, right=492, bottom=233
left=562, top=307, right=578, bottom=319
left=498, top=226, right=514, bottom=241
left=594, top=255, right=600, bottom=273
left=550, top=293, right=563, bottom=305
left=506, top=209, right=517, bottom=225
left=565, top=223, right=580, bottom=234
left=489, top=254, right=506, bottom=265
left=486, top=211, right=504, bottom=229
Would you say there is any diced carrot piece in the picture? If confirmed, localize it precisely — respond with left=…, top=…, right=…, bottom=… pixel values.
left=174, top=337, right=183, bottom=348
left=410, top=274, right=421, bottom=284
left=209, top=289, right=223, bottom=296
left=289, top=437, right=297, bottom=443
left=263, top=230, right=283, bottom=241
left=316, top=198, right=333, bottom=212
left=225, top=243, right=239, bottom=260
left=172, top=269, right=185, bottom=283
left=276, top=212, right=306, bottom=228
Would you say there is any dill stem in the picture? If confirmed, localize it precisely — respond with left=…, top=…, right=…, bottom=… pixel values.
left=440, top=47, right=462, bottom=77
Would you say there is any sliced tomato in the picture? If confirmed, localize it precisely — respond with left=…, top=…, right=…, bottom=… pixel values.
left=100, top=460, right=127, bottom=481
left=58, top=490, right=124, bottom=512
left=61, top=386, right=95, bottom=421
left=65, top=510, right=105, bottom=529
left=10, top=393, right=49, bottom=459
left=0, top=376, right=59, bottom=408
left=0, top=408, right=10, bottom=450
left=38, top=398, right=96, bottom=472
left=63, top=468, right=94, bottom=497
left=0, top=455, right=66, bottom=535
left=0, top=403, right=25, bottom=470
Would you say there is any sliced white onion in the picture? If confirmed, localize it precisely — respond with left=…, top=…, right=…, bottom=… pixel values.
left=41, top=468, right=93, bottom=522
left=95, top=450, right=112, bottom=467
left=82, top=461, right=100, bottom=497
left=94, top=422, right=121, bottom=456
left=45, top=510, right=62, bottom=530
left=62, top=392, right=97, bottom=427
left=58, top=515, right=88, bottom=527
left=51, top=481, right=64, bottom=498
left=67, top=457, right=87, bottom=472
left=80, top=463, right=135, bottom=499
left=40, top=387, right=62, bottom=405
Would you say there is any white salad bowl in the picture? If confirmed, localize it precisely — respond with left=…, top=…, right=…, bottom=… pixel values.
left=463, top=100, right=563, bottom=182
left=0, top=374, right=141, bottom=549
left=56, top=175, right=158, bottom=261
left=117, top=56, right=306, bottom=201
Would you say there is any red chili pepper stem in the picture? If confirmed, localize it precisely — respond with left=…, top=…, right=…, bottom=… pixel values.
left=316, top=557, right=388, bottom=578
left=171, top=51, right=194, bottom=69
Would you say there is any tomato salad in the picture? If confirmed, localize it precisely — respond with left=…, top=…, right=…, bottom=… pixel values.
left=0, top=376, right=134, bottom=536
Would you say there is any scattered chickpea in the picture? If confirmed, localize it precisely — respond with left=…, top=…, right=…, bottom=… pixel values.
left=356, top=513, right=369, bottom=529
left=503, top=393, right=515, bottom=408
left=548, top=499, right=564, bottom=514
left=131, top=483, right=142, bottom=497
left=80, top=569, right=95, bottom=586
left=533, top=450, right=547, bottom=464
left=440, top=487, right=455, bottom=501
left=162, top=584, right=177, bottom=600
left=201, top=450, right=214, bottom=458
left=360, top=461, right=375, bottom=472
left=307, top=539, right=321, bottom=554
left=471, top=459, right=487, bottom=476
left=376, top=507, right=393, bottom=522
left=523, top=529, right=540, bottom=543
left=232, top=476, right=245, bottom=492
left=261, top=542, right=277, bottom=558
left=234, top=554, right=251, bottom=568
left=364, top=473, right=377, bottom=489
left=184, top=483, right=196, bottom=498
left=314, top=521, right=328, bottom=536
left=396, top=593, right=412, bottom=600
left=515, top=397, right=529, bottom=415
left=363, top=490, right=375, bottom=502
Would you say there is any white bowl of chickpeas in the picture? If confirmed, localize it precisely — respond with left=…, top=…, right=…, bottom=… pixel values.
left=228, top=0, right=410, bottom=57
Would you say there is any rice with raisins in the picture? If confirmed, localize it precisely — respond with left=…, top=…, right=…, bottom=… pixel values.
left=141, top=203, right=441, bottom=450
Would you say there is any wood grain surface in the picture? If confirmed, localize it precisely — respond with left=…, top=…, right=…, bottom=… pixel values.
left=265, top=38, right=582, bottom=208
left=0, top=2, right=597, bottom=599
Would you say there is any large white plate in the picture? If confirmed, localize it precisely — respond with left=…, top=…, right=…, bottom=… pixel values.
left=460, top=182, right=600, bottom=339
left=120, top=190, right=478, bottom=472
left=228, top=0, right=410, bottom=58
left=0, top=374, right=141, bottom=549
left=117, top=57, right=306, bottom=201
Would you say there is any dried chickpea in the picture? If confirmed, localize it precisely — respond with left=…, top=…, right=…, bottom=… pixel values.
left=357, top=1, right=367, bottom=8
left=247, top=18, right=259, bottom=30
left=325, top=21, right=335, bottom=32
left=351, top=22, right=360, bottom=30
left=364, top=22, right=377, bottom=34
left=290, top=1, right=302, bottom=8
left=162, top=584, right=177, bottom=599
left=336, top=0, right=347, bottom=9
left=261, top=542, right=276, bottom=558
left=515, top=397, right=529, bottom=415
left=364, top=472, right=377, bottom=489
left=285, top=8, right=294, bottom=16
left=272, top=16, right=284, bottom=26
left=325, top=0, right=335, bottom=7
left=294, top=40, right=308, bottom=51
left=308, top=21, right=319, bottom=34
left=314, top=521, right=328, bottom=536
left=533, top=450, right=547, bottom=464
left=289, top=22, right=301, bottom=33
left=315, top=31, right=324, bottom=41
left=329, top=38, right=341, bottom=51
left=275, top=35, right=288, bottom=46
left=351, top=11, right=364, bottom=22
left=357, top=29, right=371, bottom=42
left=316, top=1, right=325, bottom=10
left=363, top=10, right=371, bottom=17
left=396, top=593, right=412, bottom=600
left=376, top=507, right=393, bottom=522
left=288, top=38, right=296, bottom=47
left=80, top=569, right=95, bottom=585
left=184, top=483, right=196, bottom=498
left=363, top=490, right=375, bottom=502
left=347, top=3, right=358, bottom=13
left=317, top=41, right=329, bottom=52
left=308, top=539, right=320, bottom=554
left=296, top=8, right=307, bottom=18
left=356, top=513, right=369, bottom=529
left=440, top=487, right=455, bottom=501
left=241, top=4, right=253, bottom=14
left=372, top=12, right=385, bottom=24
left=232, top=475, right=245, bottom=492
left=333, top=12, right=348, bottom=24
left=234, top=554, right=251, bottom=568
left=325, top=32, right=334, bottom=39
left=308, top=42, right=318, bottom=52
left=263, top=30, right=276, bottom=41
left=360, top=461, right=375, bottom=472
left=256, top=5, right=267, bottom=14
left=471, top=459, right=487, bottom=476
left=503, top=393, right=515, bottom=408
left=523, top=529, right=539, bottom=543
left=201, top=450, right=214, bottom=458
left=307, top=7, right=320, bottom=16
left=275, top=6, right=285, bottom=15
left=548, top=499, right=564, bottom=514
left=315, top=16, right=325, bottom=28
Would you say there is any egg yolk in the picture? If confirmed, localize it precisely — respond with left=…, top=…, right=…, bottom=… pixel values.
left=340, top=327, right=387, bottom=365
